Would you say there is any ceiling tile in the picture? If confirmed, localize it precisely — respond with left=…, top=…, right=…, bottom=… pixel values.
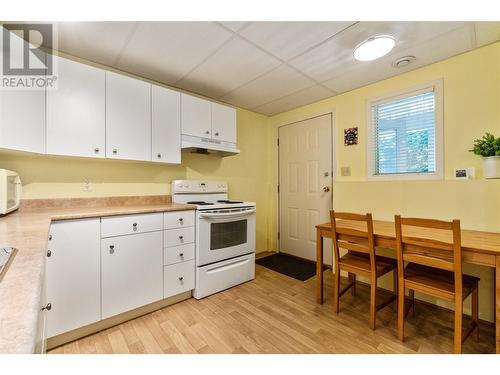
left=253, top=85, right=334, bottom=116
left=323, top=26, right=474, bottom=94
left=56, top=22, right=138, bottom=66
left=175, top=37, right=281, bottom=98
left=289, top=21, right=468, bottom=82
left=115, top=22, right=233, bottom=84
left=238, top=21, right=356, bottom=61
left=474, top=22, right=500, bottom=47
left=218, top=21, right=250, bottom=33
left=220, top=64, right=315, bottom=109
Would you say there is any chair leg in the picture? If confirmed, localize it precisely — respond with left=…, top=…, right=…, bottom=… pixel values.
left=472, top=287, right=479, bottom=342
left=454, top=295, right=463, bottom=354
left=392, top=269, right=398, bottom=308
left=348, top=273, right=356, bottom=296
left=334, top=267, right=340, bottom=314
left=369, top=278, right=377, bottom=330
left=397, top=281, right=405, bottom=341
left=409, top=289, right=415, bottom=317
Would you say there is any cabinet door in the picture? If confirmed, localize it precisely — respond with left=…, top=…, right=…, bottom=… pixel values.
left=151, top=85, right=181, bottom=164
left=47, top=57, right=105, bottom=158
left=46, top=218, right=101, bottom=338
left=0, top=29, right=46, bottom=154
left=181, top=94, right=211, bottom=138
left=106, top=72, right=151, bottom=161
left=211, top=103, right=237, bottom=144
left=101, top=231, right=163, bottom=319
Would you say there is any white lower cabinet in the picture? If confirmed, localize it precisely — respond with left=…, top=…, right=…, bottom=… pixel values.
left=164, top=260, right=195, bottom=298
left=101, top=231, right=163, bottom=319
left=46, top=218, right=101, bottom=338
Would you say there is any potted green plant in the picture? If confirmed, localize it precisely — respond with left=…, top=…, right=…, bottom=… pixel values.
left=470, top=133, right=500, bottom=178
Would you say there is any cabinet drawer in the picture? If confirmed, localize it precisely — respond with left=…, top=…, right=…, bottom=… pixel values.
left=101, top=213, right=163, bottom=238
left=164, top=227, right=195, bottom=247
left=164, top=210, right=195, bottom=229
left=164, top=243, right=195, bottom=265
left=164, top=260, right=195, bottom=298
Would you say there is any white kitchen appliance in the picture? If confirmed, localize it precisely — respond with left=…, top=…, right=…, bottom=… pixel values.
left=172, top=180, right=256, bottom=299
left=0, top=169, right=22, bottom=215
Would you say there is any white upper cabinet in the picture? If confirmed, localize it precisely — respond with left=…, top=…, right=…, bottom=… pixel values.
left=211, top=102, right=237, bottom=144
left=152, top=85, right=181, bottom=164
left=0, top=88, right=46, bottom=154
left=181, top=94, right=212, bottom=138
left=0, top=29, right=46, bottom=154
left=47, top=56, right=105, bottom=158
left=106, top=72, right=151, bottom=161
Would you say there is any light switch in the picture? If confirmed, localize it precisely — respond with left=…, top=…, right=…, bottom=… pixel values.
left=340, top=167, right=351, bottom=177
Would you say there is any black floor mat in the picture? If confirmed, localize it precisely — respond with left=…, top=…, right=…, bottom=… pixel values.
left=255, top=253, right=318, bottom=281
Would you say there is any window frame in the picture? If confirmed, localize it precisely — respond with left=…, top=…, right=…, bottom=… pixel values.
left=366, top=80, right=444, bottom=181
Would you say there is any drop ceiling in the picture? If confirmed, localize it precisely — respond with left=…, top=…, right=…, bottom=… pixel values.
left=53, top=21, right=500, bottom=116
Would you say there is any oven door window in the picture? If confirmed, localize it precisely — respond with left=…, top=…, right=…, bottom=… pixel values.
left=210, top=219, right=248, bottom=250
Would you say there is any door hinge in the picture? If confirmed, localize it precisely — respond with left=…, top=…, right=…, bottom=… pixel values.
left=277, top=185, right=279, bottom=193
left=277, top=138, right=279, bottom=146
left=277, top=232, right=280, bottom=240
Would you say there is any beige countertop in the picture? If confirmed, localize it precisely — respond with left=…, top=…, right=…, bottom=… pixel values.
left=0, top=197, right=194, bottom=353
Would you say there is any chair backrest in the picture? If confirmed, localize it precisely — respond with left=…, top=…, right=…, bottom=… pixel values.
left=394, top=216, right=462, bottom=289
left=330, top=211, right=376, bottom=271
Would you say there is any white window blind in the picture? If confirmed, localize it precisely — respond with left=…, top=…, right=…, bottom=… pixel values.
left=371, top=88, right=436, bottom=176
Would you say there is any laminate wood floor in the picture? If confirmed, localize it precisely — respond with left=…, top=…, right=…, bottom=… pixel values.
left=49, top=265, right=496, bottom=354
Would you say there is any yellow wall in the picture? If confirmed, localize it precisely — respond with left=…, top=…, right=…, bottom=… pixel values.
left=270, top=41, right=500, bottom=322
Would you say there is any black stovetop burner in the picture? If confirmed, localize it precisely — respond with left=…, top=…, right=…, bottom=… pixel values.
left=217, top=200, right=244, bottom=204
left=187, top=201, right=214, bottom=205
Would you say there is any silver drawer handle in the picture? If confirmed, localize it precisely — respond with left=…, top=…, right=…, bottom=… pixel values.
left=179, top=235, right=184, bottom=241
left=113, top=149, right=118, bottom=154
left=178, top=277, right=184, bottom=282
left=178, top=217, right=183, bottom=222
left=94, top=147, right=100, bottom=153
left=109, top=245, right=115, bottom=254
left=179, top=253, right=184, bottom=258
left=132, top=223, right=138, bottom=231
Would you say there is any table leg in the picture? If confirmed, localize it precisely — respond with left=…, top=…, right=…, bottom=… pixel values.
left=316, top=228, right=324, bottom=304
left=496, top=256, right=500, bottom=354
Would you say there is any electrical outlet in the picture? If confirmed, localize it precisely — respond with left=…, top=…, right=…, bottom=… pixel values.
left=83, top=179, right=92, bottom=192
left=340, top=167, right=351, bottom=177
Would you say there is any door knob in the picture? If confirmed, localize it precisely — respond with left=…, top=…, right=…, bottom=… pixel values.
left=323, top=186, right=330, bottom=192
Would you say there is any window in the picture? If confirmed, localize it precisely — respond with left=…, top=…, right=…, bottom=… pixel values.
left=367, top=81, right=443, bottom=180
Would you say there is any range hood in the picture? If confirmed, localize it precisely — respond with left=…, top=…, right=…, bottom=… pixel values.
left=181, top=135, right=240, bottom=156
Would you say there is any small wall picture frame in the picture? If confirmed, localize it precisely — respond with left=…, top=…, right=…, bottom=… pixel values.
left=344, top=127, right=358, bottom=146
left=454, top=167, right=475, bottom=179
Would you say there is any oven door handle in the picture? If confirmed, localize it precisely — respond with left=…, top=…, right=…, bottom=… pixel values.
left=199, top=208, right=256, bottom=219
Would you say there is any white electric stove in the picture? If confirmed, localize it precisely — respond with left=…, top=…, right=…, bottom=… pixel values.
left=172, top=180, right=256, bottom=299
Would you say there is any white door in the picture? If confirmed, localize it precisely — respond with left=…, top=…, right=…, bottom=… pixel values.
left=47, top=56, right=105, bottom=158
left=105, top=72, right=151, bottom=161
left=279, top=114, right=333, bottom=265
left=151, top=85, right=181, bottom=164
left=181, top=94, right=211, bottom=138
left=46, top=218, right=101, bottom=338
left=0, top=28, right=46, bottom=154
left=211, top=103, right=236, bottom=144
left=101, top=231, right=163, bottom=319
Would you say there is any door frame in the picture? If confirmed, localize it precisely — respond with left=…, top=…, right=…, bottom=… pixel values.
left=275, top=108, right=336, bottom=255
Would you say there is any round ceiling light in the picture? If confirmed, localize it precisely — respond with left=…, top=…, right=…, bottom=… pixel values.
left=353, top=35, right=396, bottom=62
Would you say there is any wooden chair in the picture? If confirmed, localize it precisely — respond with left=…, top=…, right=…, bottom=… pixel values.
left=394, top=216, right=480, bottom=354
left=330, top=211, right=398, bottom=330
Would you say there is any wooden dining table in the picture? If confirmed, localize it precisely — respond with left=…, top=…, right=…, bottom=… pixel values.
left=315, top=219, right=500, bottom=354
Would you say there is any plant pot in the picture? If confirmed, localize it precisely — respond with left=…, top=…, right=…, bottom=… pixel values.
left=483, top=156, right=500, bottom=179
